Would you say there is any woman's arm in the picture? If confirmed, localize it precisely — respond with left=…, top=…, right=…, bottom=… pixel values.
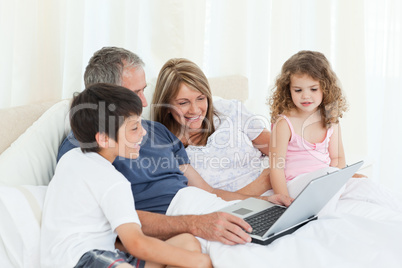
left=181, top=164, right=293, bottom=206
left=235, top=168, right=271, bottom=196
left=181, top=164, right=260, bottom=201
left=251, top=128, right=271, bottom=155
left=328, top=123, right=346, bottom=169
left=234, top=129, right=272, bottom=195
left=269, top=118, right=291, bottom=197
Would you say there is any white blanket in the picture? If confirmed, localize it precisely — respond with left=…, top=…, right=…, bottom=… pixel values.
left=166, top=177, right=402, bottom=268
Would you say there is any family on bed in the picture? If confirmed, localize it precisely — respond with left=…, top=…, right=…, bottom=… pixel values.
left=40, top=47, right=402, bottom=268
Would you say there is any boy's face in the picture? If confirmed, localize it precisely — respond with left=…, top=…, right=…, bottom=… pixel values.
left=114, top=114, right=146, bottom=159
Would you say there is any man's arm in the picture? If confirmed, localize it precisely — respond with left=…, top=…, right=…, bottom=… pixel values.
left=137, top=210, right=253, bottom=245
left=137, top=185, right=292, bottom=245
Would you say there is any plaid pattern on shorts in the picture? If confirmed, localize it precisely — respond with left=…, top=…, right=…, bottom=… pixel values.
left=74, top=249, right=145, bottom=268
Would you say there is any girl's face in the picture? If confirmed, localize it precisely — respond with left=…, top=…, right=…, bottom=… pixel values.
left=290, top=73, right=323, bottom=114
left=169, top=83, right=208, bottom=132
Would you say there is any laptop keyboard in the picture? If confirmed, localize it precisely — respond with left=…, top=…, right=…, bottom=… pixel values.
left=245, top=206, right=286, bottom=237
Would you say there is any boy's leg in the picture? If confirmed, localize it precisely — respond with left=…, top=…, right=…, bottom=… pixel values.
left=74, top=249, right=144, bottom=268
left=143, top=233, right=202, bottom=268
left=117, top=264, right=134, bottom=268
left=165, top=233, right=202, bottom=253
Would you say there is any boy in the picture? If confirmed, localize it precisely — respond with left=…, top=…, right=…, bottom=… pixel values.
left=40, top=83, right=212, bottom=268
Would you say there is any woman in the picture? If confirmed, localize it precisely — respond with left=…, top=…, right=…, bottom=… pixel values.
left=152, top=58, right=272, bottom=195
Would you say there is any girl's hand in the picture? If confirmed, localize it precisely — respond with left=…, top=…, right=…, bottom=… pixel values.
left=265, top=194, right=294, bottom=207
left=352, top=173, right=368, bottom=178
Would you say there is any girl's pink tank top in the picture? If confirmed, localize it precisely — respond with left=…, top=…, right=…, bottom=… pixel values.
left=278, top=115, right=333, bottom=181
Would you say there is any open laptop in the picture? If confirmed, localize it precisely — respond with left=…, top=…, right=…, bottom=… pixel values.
left=219, top=161, right=364, bottom=245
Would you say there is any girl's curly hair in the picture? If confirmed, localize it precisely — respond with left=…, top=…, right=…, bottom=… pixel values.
left=268, top=50, right=348, bottom=128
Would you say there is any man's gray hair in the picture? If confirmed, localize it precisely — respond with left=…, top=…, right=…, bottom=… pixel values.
left=84, top=47, right=145, bottom=87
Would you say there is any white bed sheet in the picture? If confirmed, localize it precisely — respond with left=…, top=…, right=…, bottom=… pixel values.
left=166, top=178, right=402, bottom=268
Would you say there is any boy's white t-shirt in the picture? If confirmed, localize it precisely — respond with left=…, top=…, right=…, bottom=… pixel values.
left=40, top=148, right=141, bottom=268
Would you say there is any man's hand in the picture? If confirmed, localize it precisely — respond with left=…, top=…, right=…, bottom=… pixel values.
left=191, top=212, right=252, bottom=245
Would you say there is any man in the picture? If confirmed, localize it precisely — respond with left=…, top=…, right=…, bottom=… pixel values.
left=58, top=47, right=292, bottom=245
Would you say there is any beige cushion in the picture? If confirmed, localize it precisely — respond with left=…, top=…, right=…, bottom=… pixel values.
left=0, top=100, right=70, bottom=186
left=0, top=101, right=59, bottom=154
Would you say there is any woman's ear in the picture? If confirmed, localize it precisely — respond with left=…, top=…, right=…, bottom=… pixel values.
left=95, top=132, right=109, bottom=149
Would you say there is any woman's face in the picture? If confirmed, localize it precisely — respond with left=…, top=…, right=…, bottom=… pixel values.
left=169, top=83, right=208, bottom=132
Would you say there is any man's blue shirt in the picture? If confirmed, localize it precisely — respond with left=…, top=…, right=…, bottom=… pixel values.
left=57, top=120, right=189, bottom=214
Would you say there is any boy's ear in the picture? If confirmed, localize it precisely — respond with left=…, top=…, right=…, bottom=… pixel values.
left=95, top=132, right=109, bottom=149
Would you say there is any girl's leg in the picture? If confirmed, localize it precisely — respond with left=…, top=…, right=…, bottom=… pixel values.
left=340, top=177, right=402, bottom=213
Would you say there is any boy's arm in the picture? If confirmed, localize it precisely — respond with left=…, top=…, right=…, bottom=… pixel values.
left=116, top=223, right=211, bottom=268
left=269, top=119, right=291, bottom=197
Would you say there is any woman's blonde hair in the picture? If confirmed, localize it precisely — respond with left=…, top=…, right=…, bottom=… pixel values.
left=268, top=50, right=348, bottom=128
left=151, top=58, right=217, bottom=145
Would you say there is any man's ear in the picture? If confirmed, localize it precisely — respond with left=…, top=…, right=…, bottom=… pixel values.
left=95, top=132, right=109, bottom=149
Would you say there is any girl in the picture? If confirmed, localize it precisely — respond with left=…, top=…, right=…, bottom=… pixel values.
left=268, top=50, right=348, bottom=197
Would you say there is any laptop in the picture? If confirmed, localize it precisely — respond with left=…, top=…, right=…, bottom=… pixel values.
left=219, top=161, right=364, bottom=245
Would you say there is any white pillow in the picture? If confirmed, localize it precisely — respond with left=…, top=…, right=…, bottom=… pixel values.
left=0, top=100, right=71, bottom=186
left=0, top=185, right=47, bottom=268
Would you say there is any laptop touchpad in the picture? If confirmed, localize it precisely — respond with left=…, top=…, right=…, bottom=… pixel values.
left=233, top=208, right=253, bottom=215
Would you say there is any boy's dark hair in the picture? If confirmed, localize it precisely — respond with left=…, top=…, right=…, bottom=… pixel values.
left=70, top=83, right=142, bottom=153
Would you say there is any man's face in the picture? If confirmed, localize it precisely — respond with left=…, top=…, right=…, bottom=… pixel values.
left=122, top=67, right=148, bottom=107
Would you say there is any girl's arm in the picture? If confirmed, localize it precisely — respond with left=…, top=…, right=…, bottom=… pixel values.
left=117, top=223, right=212, bottom=268
left=328, top=123, right=346, bottom=169
left=269, top=118, right=291, bottom=197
